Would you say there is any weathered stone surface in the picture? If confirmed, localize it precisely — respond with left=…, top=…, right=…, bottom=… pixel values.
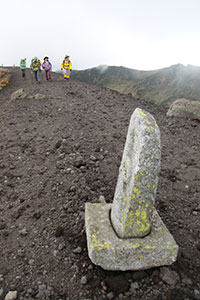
left=5, top=291, right=17, bottom=300
left=11, top=88, right=26, bottom=100
left=34, top=93, right=46, bottom=100
left=167, top=98, right=200, bottom=121
left=85, top=108, right=178, bottom=271
left=160, top=267, right=180, bottom=285
left=111, top=108, right=161, bottom=238
left=85, top=203, right=178, bottom=271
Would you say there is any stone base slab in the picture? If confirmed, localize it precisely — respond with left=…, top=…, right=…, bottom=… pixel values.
left=85, top=203, right=179, bottom=271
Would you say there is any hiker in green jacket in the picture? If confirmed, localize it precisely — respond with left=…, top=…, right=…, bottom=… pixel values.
left=20, top=58, right=26, bottom=78
left=30, top=57, right=42, bottom=83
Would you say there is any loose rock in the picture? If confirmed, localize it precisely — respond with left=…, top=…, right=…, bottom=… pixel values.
left=5, top=291, right=17, bottom=300
left=81, top=275, right=87, bottom=285
left=160, top=267, right=180, bottom=285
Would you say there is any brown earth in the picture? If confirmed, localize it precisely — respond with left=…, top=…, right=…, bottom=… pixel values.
left=0, top=68, right=200, bottom=300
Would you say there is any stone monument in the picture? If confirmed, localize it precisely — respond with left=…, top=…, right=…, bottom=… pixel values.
left=85, top=108, right=179, bottom=271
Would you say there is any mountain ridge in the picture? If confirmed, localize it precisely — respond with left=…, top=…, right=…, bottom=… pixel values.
left=72, top=63, right=200, bottom=105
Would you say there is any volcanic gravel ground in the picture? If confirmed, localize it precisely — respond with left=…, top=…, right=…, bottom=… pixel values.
left=0, top=68, right=200, bottom=300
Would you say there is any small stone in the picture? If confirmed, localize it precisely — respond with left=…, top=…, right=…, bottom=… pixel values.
left=107, top=292, right=114, bottom=299
left=98, top=155, right=104, bottom=161
left=69, top=186, right=76, bottom=192
left=88, top=264, right=93, bottom=270
left=0, top=288, right=3, bottom=297
left=160, top=267, right=180, bottom=286
left=196, top=242, right=200, bottom=251
left=19, top=228, right=28, bottom=236
left=80, top=275, right=87, bottom=285
left=73, top=247, right=82, bottom=254
left=182, top=277, right=193, bottom=285
left=55, top=226, right=64, bottom=237
left=5, top=291, right=17, bottom=300
left=192, top=211, right=198, bottom=216
left=98, top=195, right=106, bottom=203
left=74, top=157, right=86, bottom=168
left=130, top=282, right=139, bottom=290
left=58, top=243, right=65, bottom=251
left=60, top=211, right=67, bottom=218
left=152, top=289, right=161, bottom=297
left=152, top=269, right=160, bottom=284
left=90, top=155, right=97, bottom=161
left=194, top=289, right=200, bottom=300
left=28, top=259, right=34, bottom=265
left=132, top=270, right=148, bottom=281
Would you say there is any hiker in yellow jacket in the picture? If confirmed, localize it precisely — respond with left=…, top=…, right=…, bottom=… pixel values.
left=61, top=55, right=72, bottom=79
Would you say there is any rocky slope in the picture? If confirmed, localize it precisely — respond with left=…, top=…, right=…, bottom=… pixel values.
left=0, top=68, right=200, bottom=300
left=72, top=64, right=200, bottom=105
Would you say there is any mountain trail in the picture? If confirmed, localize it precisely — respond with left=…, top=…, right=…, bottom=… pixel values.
left=0, top=68, right=199, bottom=300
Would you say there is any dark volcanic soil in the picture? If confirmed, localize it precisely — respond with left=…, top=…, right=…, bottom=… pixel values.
left=0, top=68, right=200, bottom=300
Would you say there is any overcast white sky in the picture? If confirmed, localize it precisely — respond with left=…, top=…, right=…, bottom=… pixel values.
left=1, top=0, right=200, bottom=71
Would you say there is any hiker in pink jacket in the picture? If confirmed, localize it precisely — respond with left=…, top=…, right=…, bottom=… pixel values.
left=42, top=56, right=52, bottom=80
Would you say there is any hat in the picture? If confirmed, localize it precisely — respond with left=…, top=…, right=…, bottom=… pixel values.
left=65, top=55, right=70, bottom=58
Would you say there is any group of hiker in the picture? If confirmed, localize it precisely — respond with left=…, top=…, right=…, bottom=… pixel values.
left=19, top=55, right=72, bottom=83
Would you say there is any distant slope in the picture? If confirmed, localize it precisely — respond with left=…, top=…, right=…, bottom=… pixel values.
left=72, top=64, right=200, bottom=105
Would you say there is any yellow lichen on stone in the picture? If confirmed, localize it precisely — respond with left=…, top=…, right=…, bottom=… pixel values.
left=132, top=193, right=136, bottom=199
left=147, top=121, right=151, bottom=125
left=135, top=219, right=150, bottom=234
left=147, top=184, right=151, bottom=189
left=124, top=196, right=129, bottom=202
left=141, top=210, right=147, bottom=221
left=90, top=233, right=111, bottom=251
left=125, top=211, right=134, bottom=227
left=145, top=245, right=152, bottom=250
left=121, top=213, right=126, bottom=220
left=135, top=209, right=140, bottom=217
left=147, top=126, right=150, bottom=131
left=139, top=255, right=144, bottom=259
left=133, top=187, right=141, bottom=196
left=133, top=243, right=140, bottom=249
left=135, top=172, right=146, bottom=180
left=139, top=111, right=147, bottom=117
left=139, top=200, right=146, bottom=205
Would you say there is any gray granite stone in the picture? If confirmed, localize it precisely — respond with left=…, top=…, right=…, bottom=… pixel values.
left=111, top=108, right=161, bottom=238
left=85, top=108, right=179, bottom=271
left=85, top=203, right=178, bottom=271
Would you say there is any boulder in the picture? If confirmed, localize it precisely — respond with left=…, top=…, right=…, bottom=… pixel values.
left=11, top=88, right=26, bottom=100
left=167, top=98, right=200, bottom=121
